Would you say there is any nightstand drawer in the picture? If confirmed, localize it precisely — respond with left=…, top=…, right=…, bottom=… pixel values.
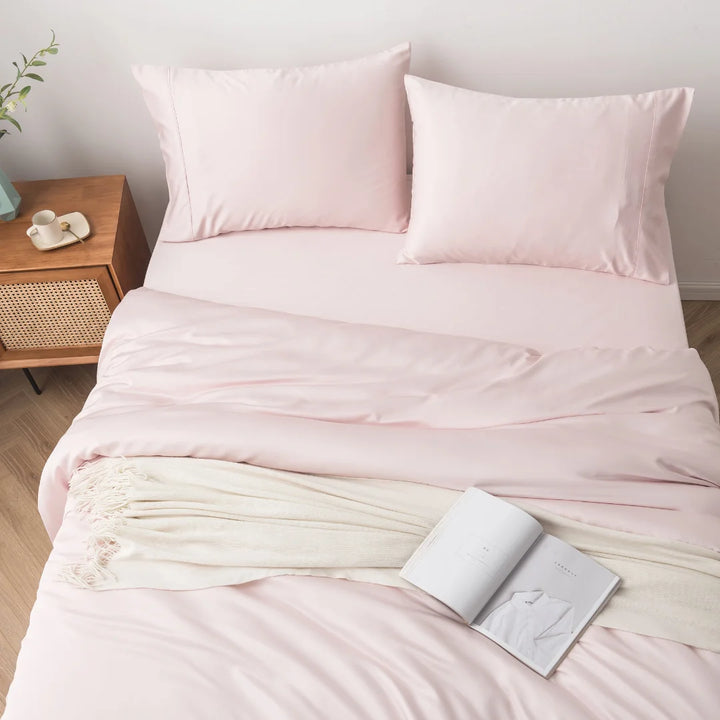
left=0, top=266, right=119, bottom=368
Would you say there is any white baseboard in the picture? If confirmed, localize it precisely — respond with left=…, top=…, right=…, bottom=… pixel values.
left=679, top=282, right=720, bottom=301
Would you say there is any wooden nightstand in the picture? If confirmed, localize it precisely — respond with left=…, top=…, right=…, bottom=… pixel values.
left=0, top=175, right=150, bottom=373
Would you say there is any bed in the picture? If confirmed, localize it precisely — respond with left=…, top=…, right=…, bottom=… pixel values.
left=4, top=223, right=719, bottom=719
left=5, top=45, right=720, bottom=719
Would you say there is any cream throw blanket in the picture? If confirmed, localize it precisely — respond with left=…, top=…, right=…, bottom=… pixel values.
left=62, top=457, right=720, bottom=653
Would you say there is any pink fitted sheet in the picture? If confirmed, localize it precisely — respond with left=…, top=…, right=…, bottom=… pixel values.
left=144, top=226, right=688, bottom=351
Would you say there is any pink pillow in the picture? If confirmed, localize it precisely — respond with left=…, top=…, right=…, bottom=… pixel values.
left=133, top=44, right=410, bottom=241
left=400, top=76, right=694, bottom=283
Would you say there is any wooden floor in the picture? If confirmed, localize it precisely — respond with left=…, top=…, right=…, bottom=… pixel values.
left=682, top=301, right=720, bottom=400
left=0, top=363, right=96, bottom=714
left=0, top=301, right=719, bottom=711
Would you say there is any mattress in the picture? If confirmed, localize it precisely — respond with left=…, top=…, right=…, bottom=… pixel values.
left=144, top=226, right=688, bottom=351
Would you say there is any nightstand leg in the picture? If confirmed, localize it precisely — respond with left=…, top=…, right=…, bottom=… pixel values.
left=22, top=368, right=42, bottom=395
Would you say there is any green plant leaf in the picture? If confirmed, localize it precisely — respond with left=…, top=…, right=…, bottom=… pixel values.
left=18, top=86, right=31, bottom=100
left=0, top=84, right=10, bottom=92
left=31, top=60, right=47, bottom=66
left=0, top=129, right=8, bottom=139
left=25, top=73, right=44, bottom=82
left=6, top=116, right=22, bottom=132
left=21, top=53, right=28, bottom=65
left=46, top=47, right=58, bottom=55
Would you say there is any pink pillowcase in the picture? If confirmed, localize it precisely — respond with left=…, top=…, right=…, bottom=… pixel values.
left=133, top=44, right=410, bottom=241
left=400, top=75, right=694, bottom=283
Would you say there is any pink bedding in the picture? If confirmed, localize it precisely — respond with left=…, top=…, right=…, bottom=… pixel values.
left=6, top=288, right=720, bottom=719
left=143, top=225, right=688, bottom=352
left=399, top=77, right=692, bottom=284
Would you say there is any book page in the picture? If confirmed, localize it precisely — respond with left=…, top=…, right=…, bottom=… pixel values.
left=471, top=534, right=620, bottom=677
left=400, top=488, right=542, bottom=622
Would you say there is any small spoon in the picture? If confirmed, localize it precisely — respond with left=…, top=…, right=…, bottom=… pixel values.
left=60, top=220, right=84, bottom=243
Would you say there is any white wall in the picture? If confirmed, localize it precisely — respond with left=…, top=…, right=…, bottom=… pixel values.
left=2, top=1, right=719, bottom=293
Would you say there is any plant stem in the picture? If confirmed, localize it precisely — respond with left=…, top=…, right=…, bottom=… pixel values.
left=0, top=32, right=59, bottom=138
left=0, top=50, right=43, bottom=103
left=0, top=40, right=56, bottom=107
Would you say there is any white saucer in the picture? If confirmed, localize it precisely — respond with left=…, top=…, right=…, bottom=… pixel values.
left=29, top=211, right=91, bottom=251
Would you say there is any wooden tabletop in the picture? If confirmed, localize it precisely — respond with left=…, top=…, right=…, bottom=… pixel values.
left=0, top=175, right=128, bottom=273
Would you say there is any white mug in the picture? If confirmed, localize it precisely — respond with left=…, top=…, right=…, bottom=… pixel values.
left=27, top=209, right=63, bottom=246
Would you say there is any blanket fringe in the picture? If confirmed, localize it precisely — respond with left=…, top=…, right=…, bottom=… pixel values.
left=60, top=458, right=144, bottom=588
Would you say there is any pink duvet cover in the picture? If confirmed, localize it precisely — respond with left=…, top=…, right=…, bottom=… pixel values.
left=6, top=288, right=720, bottom=719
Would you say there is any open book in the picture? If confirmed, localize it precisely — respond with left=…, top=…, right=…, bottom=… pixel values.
left=400, top=488, right=620, bottom=677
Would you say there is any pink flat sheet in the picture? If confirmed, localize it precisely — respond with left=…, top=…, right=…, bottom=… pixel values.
left=6, top=288, right=719, bottom=719
left=144, top=226, right=688, bottom=351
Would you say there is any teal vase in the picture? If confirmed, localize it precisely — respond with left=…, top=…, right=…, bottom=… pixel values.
left=0, top=167, right=21, bottom=221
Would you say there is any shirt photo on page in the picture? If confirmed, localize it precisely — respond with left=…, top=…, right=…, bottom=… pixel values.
left=480, top=590, right=574, bottom=669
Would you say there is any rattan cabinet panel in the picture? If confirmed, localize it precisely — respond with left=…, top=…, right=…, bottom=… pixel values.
left=0, top=267, right=119, bottom=368
left=0, top=278, right=111, bottom=349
